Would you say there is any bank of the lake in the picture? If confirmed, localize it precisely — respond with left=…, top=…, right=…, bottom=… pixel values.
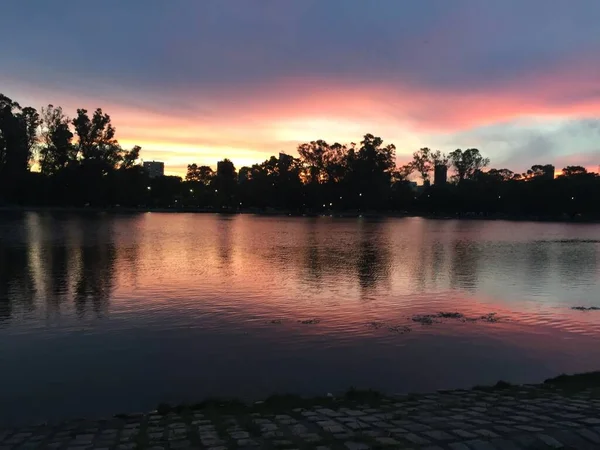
left=2, top=374, right=600, bottom=449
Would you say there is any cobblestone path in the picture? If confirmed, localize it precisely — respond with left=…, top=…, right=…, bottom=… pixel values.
left=1, top=385, right=600, bottom=449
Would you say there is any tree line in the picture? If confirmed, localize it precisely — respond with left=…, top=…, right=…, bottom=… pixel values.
left=1, top=93, right=599, bottom=217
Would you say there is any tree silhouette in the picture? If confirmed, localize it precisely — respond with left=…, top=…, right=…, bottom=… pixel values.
left=1, top=91, right=600, bottom=218
left=39, top=105, right=75, bottom=175
left=449, top=148, right=490, bottom=183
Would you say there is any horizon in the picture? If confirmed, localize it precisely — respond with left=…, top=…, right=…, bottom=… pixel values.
left=2, top=1, right=599, bottom=177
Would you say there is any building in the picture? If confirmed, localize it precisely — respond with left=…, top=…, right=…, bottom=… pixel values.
left=434, top=164, right=448, bottom=185
left=143, top=161, right=164, bottom=178
left=542, top=164, right=555, bottom=180
left=278, top=152, right=294, bottom=171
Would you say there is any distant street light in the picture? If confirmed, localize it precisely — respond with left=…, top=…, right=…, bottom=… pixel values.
left=359, top=193, right=363, bottom=197
left=571, top=196, right=575, bottom=200
left=339, top=196, right=342, bottom=200
left=215, top=189, right=218, bottom=193
left=147, top=186, right=151, bottom=191
left=498, top=195, right=501, bottom=199
left=329, top=202, right=333, bottom=206
left=322, top=204, right=326, bottom=207
left=190, top=189, right=193, bottom=193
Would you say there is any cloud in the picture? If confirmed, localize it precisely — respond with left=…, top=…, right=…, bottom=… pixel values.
left=1, top=0, right=600, bottom=175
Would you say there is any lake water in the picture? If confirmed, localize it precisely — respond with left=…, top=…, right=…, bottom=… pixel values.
left=1, top=212, right=600, bottom=426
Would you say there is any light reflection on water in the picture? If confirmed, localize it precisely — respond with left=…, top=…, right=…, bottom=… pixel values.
left=1, top=212, right=600, bottom=425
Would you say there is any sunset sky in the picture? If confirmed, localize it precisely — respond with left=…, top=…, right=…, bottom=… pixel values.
left=1, top=0, right=599, bottom=177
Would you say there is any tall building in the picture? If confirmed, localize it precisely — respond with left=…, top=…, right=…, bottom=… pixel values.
left=143, top=161, right=164, bottom=178
left=542, top=164, right=555, bottom=180
left=278, top=152, right=294, bottom=171
left=434, top=164, right=448, bottom=185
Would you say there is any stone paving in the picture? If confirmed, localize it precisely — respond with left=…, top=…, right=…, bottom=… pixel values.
left=1, top=385, right=600, bottom=449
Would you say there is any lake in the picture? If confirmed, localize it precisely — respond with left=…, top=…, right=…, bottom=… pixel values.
left=1, top=212, right=600, bottom=426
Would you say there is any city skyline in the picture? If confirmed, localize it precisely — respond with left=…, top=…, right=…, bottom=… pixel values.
left=2, top=1, right=599, bottom=177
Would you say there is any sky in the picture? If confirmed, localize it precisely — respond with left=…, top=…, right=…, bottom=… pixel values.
left=1, top=0, right=599, bottom=177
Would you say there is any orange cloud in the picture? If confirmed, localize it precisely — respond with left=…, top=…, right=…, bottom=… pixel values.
left=3, top=58, right=600, bottom=177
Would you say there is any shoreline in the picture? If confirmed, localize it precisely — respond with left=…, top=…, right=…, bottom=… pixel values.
left=1, top=372, right=599, bottom=449
left=1, top=205, right=599, bottom=223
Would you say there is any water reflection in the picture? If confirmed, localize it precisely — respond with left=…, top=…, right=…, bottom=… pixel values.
left=1, top=213, right=600, bottom=425
left=355, top=221, right=391, bottom=294
left=1, top=214, right=600, bottom=325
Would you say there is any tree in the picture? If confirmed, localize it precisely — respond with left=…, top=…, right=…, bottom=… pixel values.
left=73, top=108, right=121, bottom=169
left=410, top=147, right=432, bottom=183
left=449, top=148, right=489, bottom=183
left=213, top=159, right=237, bottom=207
left=560, top=166, right=588, bottom=178
left=431, top=150, right=449, bottom=167
left=525, top=164, right=555, bottom=180
left=186, top=163, right=214, bottom=184
left=121, top=145, right=141, bottom=170
left=347, top=134, right=396, bottom=208
left=484, top=168, right=519, bottom=182
left=0, top=94, right=39, bottom=177
left=39, top=105, right=75, bottom=174
left=297, top=140, right=329, bottom=184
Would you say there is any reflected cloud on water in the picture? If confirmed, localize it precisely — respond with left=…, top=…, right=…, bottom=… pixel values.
left=0, top=212, right=599, bottom=327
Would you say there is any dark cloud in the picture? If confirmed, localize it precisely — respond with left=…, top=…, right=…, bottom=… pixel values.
left=2, top=0, right=599, bottom=95
left=2, top=0, right=600, bottom=174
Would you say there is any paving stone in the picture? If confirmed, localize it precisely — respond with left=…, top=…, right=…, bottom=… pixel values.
left=515, top=425, right=544, bottom=432
left=229, top=431, right=249, bottom=439
left=317, top=409, right=342, bottom=417
left=298, top=433, right=321, bottom=443
left=360, top=416, right=378, bottom=423
left=453, top=429, right=477, bottom=438
left=403, top=423, right=432, bottom=432
left=333, top=432, right=354, bottom=440
left=474, top=429, right=499, bottom=438
left=423, top=430, right=453, bottom=440
left=344, top=410, right=365, bottom=417
left=345, top=421, right=370, bottom=430
left=582, top=418, right=600, bottom=425
left=577, top=428, right=600, bottom=444
left=344, top=442, right=369, bottom=450
left=375, top=436, right=399, bottom=446
left=463, top=439, right=496, bottom=450
left=448, top=444, right=470, bottom=450
left=537, top=433, right=565, bottom=448
left=404, top=433, right=431, bottom=445
left=262, top=431, right=285, bottom=438
left=237, top=438, right=258, bottom=447
left=290, top=424, right=308, bottom=435
left=489, top=439, right=522, bottom=450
